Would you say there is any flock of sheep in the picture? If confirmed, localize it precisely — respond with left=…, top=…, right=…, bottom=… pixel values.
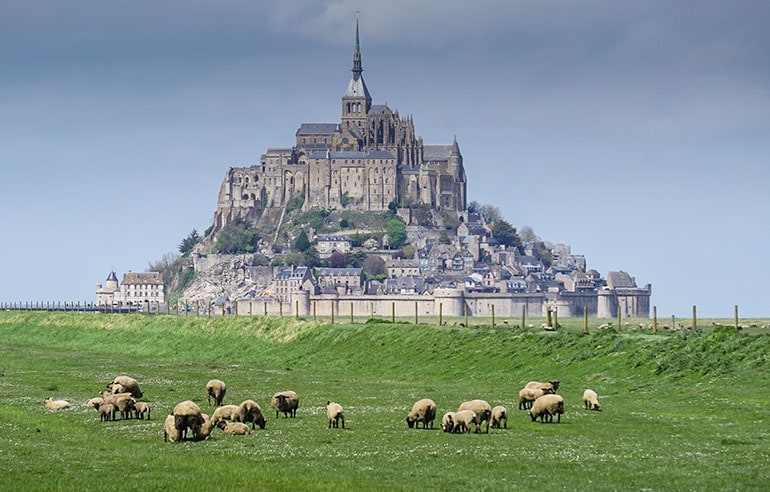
left=43, top=375, right=602, bottom=441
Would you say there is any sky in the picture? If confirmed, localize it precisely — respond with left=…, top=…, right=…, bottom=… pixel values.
left=1, top=0, right=768, bottom=318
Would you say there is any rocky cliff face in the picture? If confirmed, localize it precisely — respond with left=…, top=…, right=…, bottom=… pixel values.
left=180, top=253, right=274, bottom=303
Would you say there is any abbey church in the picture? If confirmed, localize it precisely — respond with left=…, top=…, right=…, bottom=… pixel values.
left=211, top=18, right=467, bottom=235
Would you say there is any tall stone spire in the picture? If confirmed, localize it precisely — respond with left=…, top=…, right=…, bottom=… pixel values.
left=342, top=10, right=371, bottom=126
left=352, top=10, right=363, bottom=80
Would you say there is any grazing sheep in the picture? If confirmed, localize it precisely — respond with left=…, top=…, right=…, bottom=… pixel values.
left=239, top=400, right=266, bottom=430
left=44, top=397, right=71, bottom=410
left=457, top=400, right=492, bottom=433
left=452, top=410, right=480, bottom=434
left=217, top=420, right=250, bottom=435
left=211, top=405, right=241, bottom=426
left=134, top=402, right=151, bottom=420
left=326, top=401, right=345, bottom=429
left=490, top=406, right=508, bottom=429
left=107, top=375, right=143, bottom=399
left=405, top=398, right=437, bottom=429
left=271, top=391, right=299, bottom=418
left=524, top=380, right=560, bottom=393
left=195, top=413, right=214, bottom=441
left=519, top=387, right=550, bottom=410
left=101, top=392, right=136, bottom=420
left=530, top=394, right=565, bottom=423
left=597, top=322, right=613, bottom=330
left=85, top=397, right=104, bottom=409
left=172, top=400, right=204, bottom=440
left=164, top=414, right=181, bottom=442
left=441, top=412, right=457, bottom=433
left=583, top=389, right=601, bottom=411
left=99, top=403, right=116, bottom=422
left=206, top=379, right=226, bottom=406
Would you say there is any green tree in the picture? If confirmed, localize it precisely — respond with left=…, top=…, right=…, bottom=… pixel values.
left=439, top=232, right=451, bottom=244
left=533, top=241, right=554, bottom=269
left=490, top=219, right=522, bottom=251
left=386, top=218, right=407, bottom=249
left=213, top=220, right=259, bottom=254
left=293, top=230, right=311, bottom=252
left=178, top=229, right=200, bottom=256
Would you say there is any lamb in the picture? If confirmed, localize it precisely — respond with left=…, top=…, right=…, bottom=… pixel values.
left=524, top=380, right=560, bottom=393
left=271, top=390, right=299, bottom=418
left=101, top=392, right=136, bottom=420
left=172, top=400, right=204, bottom=440
left=405, top=398, right=436, bottom=429
left=99, top=403, right=116, bottom=422
left=107, top=375, right=143, bottom=399
left=519, top=387, right=549, bottom=410
left=195, top=413, right=215, bottom=441
left=326, top=401, right=345, bottom=429
left=217, top=420, right=250, bottom=435
left=206, top=379, right=226, bottom=406
left=441, top=412, right=457, bottom=433
left=452, top=410, right=480, bottom=434
left=85, top=397, right=104, bottom=409
left=530, top=394, right=565, bottom=423
left=211, top=405, right=241, bottom=426
left=134, top=402, right=151, bottom=420
left=490, top=405, right=508, bottom=429
left=44, top=397, right=70, bottom=410
left=164, top=414, right=181, bottom=442
left=457, top=400, right=492, bottom=433
left=583, top=389, right=601, bottom=411
left=239, top=400, right=266, bottom=430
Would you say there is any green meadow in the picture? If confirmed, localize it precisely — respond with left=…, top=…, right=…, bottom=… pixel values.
left=0, top=312, right=767, bottom=491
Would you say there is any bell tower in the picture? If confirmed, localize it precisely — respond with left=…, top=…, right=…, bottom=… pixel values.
left=341, top=12, right=371, bottom=131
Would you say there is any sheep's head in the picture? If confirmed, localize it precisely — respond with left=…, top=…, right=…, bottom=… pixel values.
left=406, top=416, right=416, bottom=428
left=256, top=416, right=267, bottom=429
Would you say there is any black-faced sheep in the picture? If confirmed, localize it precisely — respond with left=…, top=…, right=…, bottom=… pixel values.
left=99, top=403, right=116, bottom=422
left=211, top=405, right=241, bottom=426
left=530, top=394, right=564, bottom=423
left=519, top=387, right=550, bottom=410
left=441, top=412, right=456, bottom=433
left=172, top=400, right=204, bottom=440
left=583, top=389, right=601, bottom=411
left=101, top=392, right=136, bottom=420
left=457, top=399, right=492, bottom=433
left=107, top=375, right=143, bottom=399
left=452, top=410, right=480, bottom=434
left=326, top=401, right=345, bottom=429
left=405, top=398, right=436, bottom=429
left=490, top=405, right=508, bottom=429
left=195, top=413, right=214, bottom=441
left=271, top=390, right=299, bottom=418
left=524, top=380, right=560, bottom=393
left=164, top=414, right=181, bottom=442
left=206, top=379, right=226, bottom=406
left=134, top=402, right=151, bottom=420
left=85, top=397, right=103, bottom=409
left=44, top=397, right=71, bottom=410
left=217, top=420, right=250, bottom=435
left=239, top=400, right=266, bottom=430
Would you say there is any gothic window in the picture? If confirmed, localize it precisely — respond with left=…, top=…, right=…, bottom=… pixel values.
left=242, top=194, right=249, bottom=200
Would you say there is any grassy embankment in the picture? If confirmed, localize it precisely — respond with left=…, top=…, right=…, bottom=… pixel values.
left=0, top=312, right=767, bottom=490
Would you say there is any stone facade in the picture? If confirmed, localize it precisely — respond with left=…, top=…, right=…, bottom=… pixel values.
left=210, top=18, right=467, bottom=237
left=96, top=271, right=165, bottom=308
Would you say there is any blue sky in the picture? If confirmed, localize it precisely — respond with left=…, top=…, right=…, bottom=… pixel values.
left=1, top=1, right=768, bottom=318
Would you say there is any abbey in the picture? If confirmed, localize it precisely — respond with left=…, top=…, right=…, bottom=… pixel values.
left=211, top=18, right=467, bottom=235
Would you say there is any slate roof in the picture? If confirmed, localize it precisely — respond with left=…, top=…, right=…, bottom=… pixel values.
left=423, top=145, right=453, bottom=159
left=308, top=150, right=395, bottom=160
left=296, top=123, right=340, bottom=135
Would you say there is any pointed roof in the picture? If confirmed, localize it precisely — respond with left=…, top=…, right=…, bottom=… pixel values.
left=343, top=13, right=371, bottom=100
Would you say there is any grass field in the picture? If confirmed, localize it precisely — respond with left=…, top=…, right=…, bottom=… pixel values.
left=0, top=312, right=768, bottom=491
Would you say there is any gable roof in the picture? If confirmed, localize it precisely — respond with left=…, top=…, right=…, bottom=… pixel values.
left=296, top=123, right=340, bottom=135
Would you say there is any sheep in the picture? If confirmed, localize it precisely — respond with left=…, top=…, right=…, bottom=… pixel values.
left=524, top=380, right=560, bottom=393
left=597, top=322, right=613, bottom=330
left=405, top=398, right=436, bottom=429
left=134, top=402, right=151, bottom=420
left=217, top=420, right=250, bottom=435
left=452, top=410, right=480, bottom=434
left=44, top=397, right=70, bottom=410
left=530, top=394, right=565, bottom=423
left=172, top=400, right=204, bottom=440
left=457, top=400, right=491, bottom=433
left=107, top=375, right=143, bottom=399
left=206, top=379, right=226, bottom=407
left=211, top=405, right=241, bottom=426
left=519, top=387, right=549, bottom=410
left=98, top=403, right=116, bottom=422
left=239, top=400, right=266, bottom=430
left=195, top=413, right=215, bottom=441
left=85, top=397, right=104, bottom=409
left=271, top=391, right=299, bottom=418
left=490, top=405, right=508, bottom=429
left=101, top=392, right=136, bottom=420
left=583, top=389, right=601, bottom=411
left=164, top=414, right=181, bottom=442
left=326, top=401, right=345, bottom=429
left=441, top=412, right=457, bottom=433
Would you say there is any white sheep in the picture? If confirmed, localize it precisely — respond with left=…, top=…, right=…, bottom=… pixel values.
left=44, top=397, right=71, bottom=410
left=164, top=414, right=181, bottom=442
left=195, top=413, right=215, bottom=441
left=519, top=387, right=549, bottom=410
left=530, top=394, right=565, bottom=423
left=457, top=400, right=491, bottom=433
left=101, top=392, right=136, bottom=420
left=405, top=398, right=436, bottom=429
left=524, top=380, right=560, bottom=393
left=441, top=411, right=456, bottom=433
left=326, top=401, right=345, bottom=429
left=134, top=402, right=151, bottom=420
left=239, top=400, right=266, bottom=430
left=583, top=389, right=601, bottom=411
left=107, top=375, right=143, bottom=399
left=271, top=390, right=299, bottom=418
left=206, top=379, right=226, bottom=406
left=490, top=405, right=508, bottom=429
left=217, top=420, right=250, bottom=435
left=211, top=405, right=241, bottom=426
left=172, top=400, right=204, bottom=440
left=452, top=410, right=480, bottom=434
left=85, top=397, right=103, bottom=409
